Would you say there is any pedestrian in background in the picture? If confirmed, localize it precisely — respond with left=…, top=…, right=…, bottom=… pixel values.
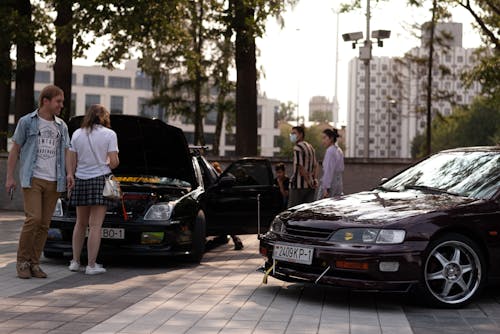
left=273, top=163, right=289, bottom=209
left=67, top=104, right=119, bottom=275
left=319, top=128, right=344, bottom=198
left=288, top=125, right=318, bottom=208
left=5, top=85, right=71, bottom=279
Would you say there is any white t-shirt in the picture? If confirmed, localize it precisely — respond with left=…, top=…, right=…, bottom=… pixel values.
left=70, top=125, right=119, bottom=179
left=33, top=117, right=59, bottom=181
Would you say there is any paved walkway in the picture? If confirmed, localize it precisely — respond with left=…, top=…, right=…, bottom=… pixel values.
left=1, top=211, right=499, bottom=334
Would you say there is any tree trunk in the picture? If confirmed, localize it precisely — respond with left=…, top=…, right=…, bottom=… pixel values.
left=425, top=0, right=437, bottom=156
left=233, top=0, right=257, bottom=157
left=53, top=0, right=74, bottom=122
left=0, top=36, right=12, bottom=152
left=14, top=0, right=35, bottom=122
left=0, top=1, right=14, bottom=151
left=213, top=95, right=225, bottom=156
left=192, top=0, right=205, bottom=146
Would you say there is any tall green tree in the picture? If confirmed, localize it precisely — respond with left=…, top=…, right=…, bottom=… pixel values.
left=229, top=0, right=296, bottom=156
left=0, top=1, right=16, bottom=151
left=53, top=0, right=74, bottom=121
left=412, top=93, right=500, bottom=157
left=14, top=0, right=36, bottom=123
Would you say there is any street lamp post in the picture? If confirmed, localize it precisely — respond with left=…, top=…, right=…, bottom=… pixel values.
left=342, top=0, right=390, bottom=159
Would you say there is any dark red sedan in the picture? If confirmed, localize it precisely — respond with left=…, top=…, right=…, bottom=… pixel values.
left=259, top=146, right=500, bottom=308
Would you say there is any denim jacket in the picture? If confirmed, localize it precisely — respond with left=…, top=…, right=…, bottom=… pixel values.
left=12, top=110, right=70, bottom=192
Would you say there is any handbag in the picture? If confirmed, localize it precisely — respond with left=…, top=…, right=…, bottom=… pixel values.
left=87, top=133, right=122, bottom=200
left=102, top=175, right=122, bottom=199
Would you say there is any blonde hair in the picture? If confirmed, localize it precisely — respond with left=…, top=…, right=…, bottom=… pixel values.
left=38, top=85, right=64, bottom=108
left=81, top=104, right=111, bottom=131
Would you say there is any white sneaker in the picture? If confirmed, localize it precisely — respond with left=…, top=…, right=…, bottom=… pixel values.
left=85, top=265, right=106, bottom=275
left=68, top=260, right=82, bottom=272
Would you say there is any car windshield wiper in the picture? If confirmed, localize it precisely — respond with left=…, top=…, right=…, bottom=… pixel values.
left=404, top=185, right=460, bottom=196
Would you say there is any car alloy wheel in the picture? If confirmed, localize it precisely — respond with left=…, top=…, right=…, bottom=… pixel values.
left=423, top=234, right=484, bottom=307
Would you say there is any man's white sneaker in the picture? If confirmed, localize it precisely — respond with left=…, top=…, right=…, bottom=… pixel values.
left=68, top=260, right=82, bottom=272
left=85, top=265, right=106, bottom=275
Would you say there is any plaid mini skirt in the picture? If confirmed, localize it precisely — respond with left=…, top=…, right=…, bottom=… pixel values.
left=70, top=174, right=116, bottom=207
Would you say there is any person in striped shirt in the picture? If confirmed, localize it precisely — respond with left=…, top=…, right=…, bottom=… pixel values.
left=288, top=125, right=319, bottom=208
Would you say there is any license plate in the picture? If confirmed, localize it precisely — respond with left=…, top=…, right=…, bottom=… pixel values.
left=86, top=228, right=125, bottom=239
left=273, top=243, right=314, bottom=265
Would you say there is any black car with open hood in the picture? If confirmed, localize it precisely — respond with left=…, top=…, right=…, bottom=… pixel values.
left=45, top=115, right=283, bottom=263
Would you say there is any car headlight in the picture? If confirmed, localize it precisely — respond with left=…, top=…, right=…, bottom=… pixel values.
left=144, top=202, right=175, bottom=221
left=330, top=228, right=405, bottom=244
left=52, top=198, right=63, bottom=217
left=269, top=217, right=286, bottom=234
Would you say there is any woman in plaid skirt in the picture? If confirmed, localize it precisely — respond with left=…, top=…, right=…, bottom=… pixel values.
left=66, top=104, right=119, bottom=275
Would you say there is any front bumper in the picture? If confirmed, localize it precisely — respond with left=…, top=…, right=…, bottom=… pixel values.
left=259, top=236, right=427, bottom=292
left=44, top=217, right=194, bottom=257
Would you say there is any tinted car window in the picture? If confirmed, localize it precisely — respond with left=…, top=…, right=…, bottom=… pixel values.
left=225, top=161, right=270, bottom=186
left=383, top=151, right=500, bottom=199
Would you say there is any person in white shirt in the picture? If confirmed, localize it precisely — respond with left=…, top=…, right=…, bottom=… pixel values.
left=319, top=128, right=344, bottom=198
left=66, top=104, right=119, bottom=275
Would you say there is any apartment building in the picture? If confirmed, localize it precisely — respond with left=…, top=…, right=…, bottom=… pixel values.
left=346, top=22, right=482, bottom=158
left=9, top=60, right=280, bottom=157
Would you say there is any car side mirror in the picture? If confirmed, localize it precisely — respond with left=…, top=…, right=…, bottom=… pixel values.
left=218, top=175, right=236, bottom=188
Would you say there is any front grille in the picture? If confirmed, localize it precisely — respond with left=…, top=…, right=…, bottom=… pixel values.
left=284, top=225, right=334, bottom=239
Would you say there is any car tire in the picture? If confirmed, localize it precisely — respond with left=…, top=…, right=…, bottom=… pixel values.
left=419, top=233, right=485, bottom=308
left=189, top=210, right=206, bottom=263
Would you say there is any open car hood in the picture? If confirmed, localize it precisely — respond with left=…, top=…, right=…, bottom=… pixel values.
left=68, top=115, right=196, bottom=186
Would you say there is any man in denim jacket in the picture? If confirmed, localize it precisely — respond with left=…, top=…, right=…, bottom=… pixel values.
left=5, top=85, right=72, bottom=279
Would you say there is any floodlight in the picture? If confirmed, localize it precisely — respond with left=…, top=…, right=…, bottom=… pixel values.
left=371, top=30, right=391, bottom=39
left=342, top=31, right=363, bottom=42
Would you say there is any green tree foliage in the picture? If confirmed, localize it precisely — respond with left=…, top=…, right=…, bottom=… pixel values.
left=411, top=93, right=500, bottom=157
left=277, top=101, right=297, bottom=122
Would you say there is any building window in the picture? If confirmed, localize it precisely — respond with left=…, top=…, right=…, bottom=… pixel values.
left=225, top=133, right=236, bottom=145
left=273, top=106, right=279, bottom=128
left=110, top=96, right=124, bottom=114
left=257, top=105, right=262, bottom=128
left=382, top=64, right=388, bottom=71
left=445, top=55, right=452, bottom=62
left=85, top=94, right=100, bottom=111
left=205, top=133, right=215, bottom=145
left=108, top=76, right=131, bottom=89
left=138, top=97, right=162, bottom=119
left=70, top=93, right=76, bottom=117
left=72, top=73, right=77, bottom=85
left=135, top=75, right=152, bottom=90
left=35, top=70, right=50, bottom=83
left=83, top=74, right=105, bottom=87
left=457, top=56, right=464, bottom=63
left=205, top=110, right=217, bottom=125
left=184, top=132, right=194, bottom=144
left=274, top=135, right=280, bottom=147
left=358, top=149, right=364, bottom=156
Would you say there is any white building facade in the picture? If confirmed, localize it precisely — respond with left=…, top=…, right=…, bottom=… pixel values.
left=346, top=22, right=482, bottom=158
left=9, top=60, right=280, bottom=157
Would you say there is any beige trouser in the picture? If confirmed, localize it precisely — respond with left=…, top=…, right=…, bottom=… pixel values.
left=18, top=177, right=61, bottom=265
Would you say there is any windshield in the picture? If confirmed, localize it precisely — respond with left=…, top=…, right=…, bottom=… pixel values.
left=382, top=151, right=500, bottom=200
